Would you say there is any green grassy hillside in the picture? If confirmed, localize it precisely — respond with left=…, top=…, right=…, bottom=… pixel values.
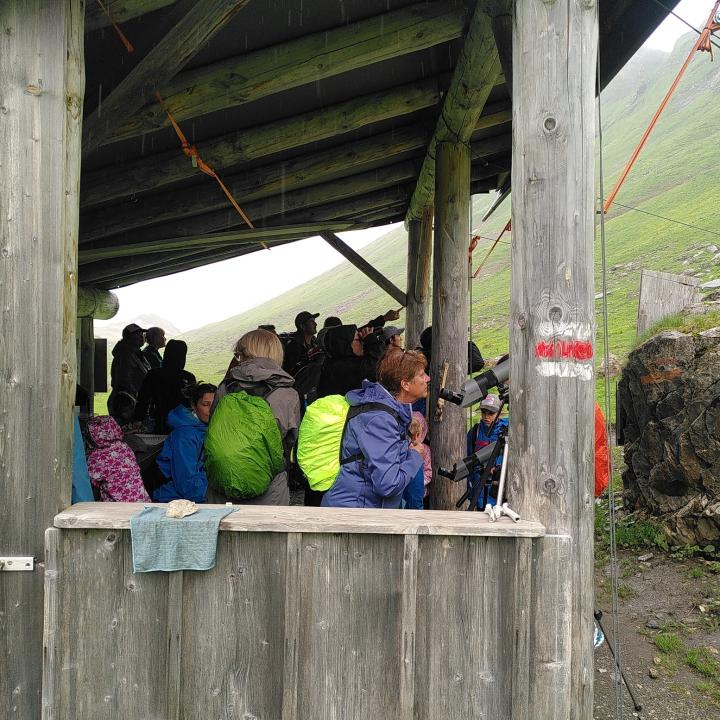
left=177, top=33, right=720, bottom=412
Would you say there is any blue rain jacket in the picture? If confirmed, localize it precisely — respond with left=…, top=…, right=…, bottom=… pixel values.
left=322, top=381, right=423, bottom=509
left=154, top=405, right=209, bottom=503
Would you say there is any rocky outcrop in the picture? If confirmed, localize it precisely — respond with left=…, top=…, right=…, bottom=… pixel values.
left=618, top=329, right=720, bottom=546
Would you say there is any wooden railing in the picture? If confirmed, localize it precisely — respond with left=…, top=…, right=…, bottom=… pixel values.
left=43, top=503, right=544, bottom=719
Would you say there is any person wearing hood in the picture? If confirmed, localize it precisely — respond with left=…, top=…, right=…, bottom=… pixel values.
left=209, top=329, right=300, bottom=505
left=316, top=324, right=386, bottom=399
left=108, top=323, right=151, bottom=426
left=86, top=415, right=151, bottom=502
left=134, top=339, right=196, bottom=433
left=153, top=383, right=217, bottom=503
left=322, top=348, right=429, bottom=509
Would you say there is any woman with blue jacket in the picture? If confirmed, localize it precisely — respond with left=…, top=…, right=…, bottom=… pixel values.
left=322, top=349, right=429, bottom=509
left=153, top=383, right=217, bottom=503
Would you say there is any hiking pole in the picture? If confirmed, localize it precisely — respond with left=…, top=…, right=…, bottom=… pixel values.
left=594, top=610, right=642, bottom=712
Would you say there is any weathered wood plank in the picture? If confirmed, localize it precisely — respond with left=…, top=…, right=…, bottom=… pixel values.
left=414, top=536, right=515, bottom=719
left=510, top=539, right=533, bottom=720
left=320, top=231, right=407, bottom=308
left=77, top=286, right=119, bottom=318
left=636, top=269, right=700, bottom=335
left=429, top=141, right=471, bottom=509
left=85, top=0, right=176, bottom=32
left=41, top=528, right=64, bottom=720
left=108, top=0, right=471, bottom=144
left=180, top=532, right=287, bottom=718
left=405, top=4, right=501, bottom=223
left=294, top=533, right=406, bottom=718
left=282, top=533, right=302, bottom=720
left=0, top=2, right=83, bottom=716
left=83, top=0, right=250, bottom=155
left=510, top=1, right=598, bottom=718
left=165, top=570, right=184, bottom=720
left=399, top=535, right=419, bottom=720
left=51, top=530, right=171, bottom=717
left=54, top=503, right=546, bottom=537
left=83, top=77, right=447, bottom=205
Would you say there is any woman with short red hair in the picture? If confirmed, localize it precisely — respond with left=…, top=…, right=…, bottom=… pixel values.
left=321, top=349, right=430, bottom=509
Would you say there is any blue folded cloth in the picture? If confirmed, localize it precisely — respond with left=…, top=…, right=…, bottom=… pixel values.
left=130, top=506, right=235, bottom=572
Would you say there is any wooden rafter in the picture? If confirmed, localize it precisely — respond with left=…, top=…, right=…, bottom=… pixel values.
left=81, top=77, right=452, bottom=206
left=320, top=232, right=407, bottom=307
left=80, top=113, right=511, bottom=241
left=83, top=0, right=250, bottom=155
left=103, top=0, right=471, bottom=145
left=405, top=3, right=502, bottom=223
left=85, top=0, right=176, bottom=32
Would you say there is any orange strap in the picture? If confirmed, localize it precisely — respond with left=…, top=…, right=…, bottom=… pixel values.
left=95, top=0, right=135, bottom=53
left=472, top=219, right=511, bottom=278
left=603, top=1, right=720, bottom=213
left=155, top=92, right=265, bottom=249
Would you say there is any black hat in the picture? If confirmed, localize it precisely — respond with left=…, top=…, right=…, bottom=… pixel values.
left=122, top=323, right=146, bottom=339
left=294, top=311, right=319, bottom=328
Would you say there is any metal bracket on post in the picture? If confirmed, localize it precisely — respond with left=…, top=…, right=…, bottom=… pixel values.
left=0, top=557, right=35, bottom=571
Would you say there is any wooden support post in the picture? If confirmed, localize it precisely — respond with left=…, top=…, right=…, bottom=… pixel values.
left=320, top=232, right=407, bottom=308
left=0, top=1, right=84, bottom=716
left=429, top=141, right=470, bottom=510
left=510, top=1, right=598, bottom=718
left=78, top=318, right=95, bottom=414
left=405, top=208, right=433, bottom=350
left=405, top=3, right=501, bottom=224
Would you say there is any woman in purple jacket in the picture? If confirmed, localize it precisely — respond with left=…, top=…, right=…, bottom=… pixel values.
left=322, top=349, right=429, bottom=509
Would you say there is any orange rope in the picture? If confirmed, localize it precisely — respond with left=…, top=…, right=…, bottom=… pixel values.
left=155, top=92, right=266, bottom=250
left=472, top=219, right=511, bottom=278
left=602, top=1, right=720, bottom=214
left=95, top=0, right=135, bottom=53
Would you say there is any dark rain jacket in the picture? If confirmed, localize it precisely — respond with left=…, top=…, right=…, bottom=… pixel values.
left=316, top=325, right=385, bottom=399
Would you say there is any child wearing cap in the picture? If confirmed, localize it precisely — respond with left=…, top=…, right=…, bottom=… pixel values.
left=466, top=393, right=508, bottom=509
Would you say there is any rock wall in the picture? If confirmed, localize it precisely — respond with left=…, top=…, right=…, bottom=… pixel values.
left=618, top=329, right=720, bottom=545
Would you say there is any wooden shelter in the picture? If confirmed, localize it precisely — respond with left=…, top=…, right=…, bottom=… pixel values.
left=0, top=1, right=672, bottom=717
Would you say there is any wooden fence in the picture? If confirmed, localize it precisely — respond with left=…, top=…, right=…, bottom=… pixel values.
left=43, top=503, right=545, bottom=719
left=636, top=269, right=700, bottom=335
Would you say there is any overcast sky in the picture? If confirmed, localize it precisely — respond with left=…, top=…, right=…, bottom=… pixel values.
left=96, top=0, right=714, bottom=334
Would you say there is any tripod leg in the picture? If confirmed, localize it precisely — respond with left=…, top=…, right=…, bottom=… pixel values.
left=594, top=610, right=642, bottom=712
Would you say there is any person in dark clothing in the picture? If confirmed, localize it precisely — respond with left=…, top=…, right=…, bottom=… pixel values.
left=107, top=323, right=151, bottom=426
left=133, top=339, right=196, bottom=434
left=323, top=316, right=342, bottom=328
left=282, top=310, right=320, bottom=375
left=419, top=325, right=484, bottom=374
left=316, top=325, right=386, bottom=399
left=142, top=327, right=166, bottom=369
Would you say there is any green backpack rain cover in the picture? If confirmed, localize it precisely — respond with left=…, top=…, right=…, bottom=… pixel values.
left=205, top=390, right=284, bottom=499
left=297, top=394, right=350, bottom=491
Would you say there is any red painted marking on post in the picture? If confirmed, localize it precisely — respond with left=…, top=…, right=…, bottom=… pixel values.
left=534, top=340, right=593, bottom=361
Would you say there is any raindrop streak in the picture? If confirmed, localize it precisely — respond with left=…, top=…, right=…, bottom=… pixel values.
left=97, top=83, right=103, bottom=118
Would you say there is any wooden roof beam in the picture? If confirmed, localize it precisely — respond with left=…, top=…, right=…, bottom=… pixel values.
left=79, top=223, right=356, bottom=263
left=81, top=77, right=452, bottom=207
left=80, top=110, right=511, bottom=241
left=82, top=161, right=419, bottom=250
left=405, top=4, right=501, bottom=224
left=320, top=232, right=407, bottom=308
left=85, top=1, right=177, bottom=32
left=104, top=0, right=472, bottom=145
left=83, top=0, right=249, bottom=156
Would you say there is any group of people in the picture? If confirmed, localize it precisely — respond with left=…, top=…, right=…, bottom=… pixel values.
left=84, top=310, right=507, bottom=511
